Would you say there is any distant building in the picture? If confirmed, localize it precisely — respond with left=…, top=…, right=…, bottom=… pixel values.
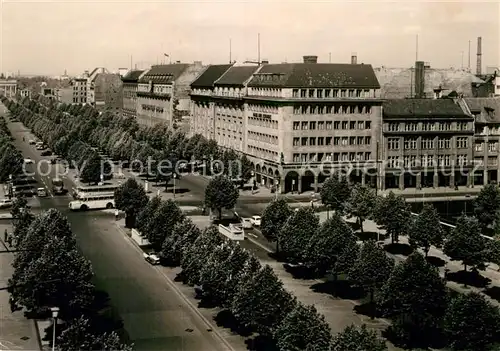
left=55, top=87, right=73, bottom=104
left=19, top=89, right=31, bottom=98
left=93, top=73, right=123, bottom=112
left=121, top=70, right=144, bottom=118
left=375, top=62, right=485, bottom=98
left=72, top=78, right=87, bottom=104
left=0, top=79, right=17, bottom=98
left=136, top=62, right=205, bottom=126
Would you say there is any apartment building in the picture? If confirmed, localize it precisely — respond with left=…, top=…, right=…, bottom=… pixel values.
left=72, top=78, right=87, bottom=103
left=93, top=73, right=123, bottom=112
left=0, top=79, right=17, bottom=98
left=382, top=99, right=474, bottom=190
left=137, top=62, right=205, bottom=126
left=190, top=64, right=233, bottom=137
left=121, top=70, right=144, bottom=118
left=465, top=97, right=500, bottom=184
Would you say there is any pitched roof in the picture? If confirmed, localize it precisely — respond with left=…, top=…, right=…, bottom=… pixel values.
left=215, top=66, right=259, bottom=86
left=138, top=64, right=190, bottom=84
left=122, top=70, right=144, bottom=83
left=383, top=98, right=468, bottom=117
left=191, top=64, right=233, bottom=88
left=375, top=67, right=485, bottom=99
left=247, top=63, right=380, bottom=88
left=464, top=97, right=500, bottom=123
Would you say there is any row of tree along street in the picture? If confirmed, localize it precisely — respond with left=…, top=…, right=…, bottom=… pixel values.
left=1, top=95, right=253, bottom=186
left=257, top=175, right=500, bottom=350
left=6, top=196, right=133, bottom=350
left=112, top=177, right=388, bottom=350
left=0, top=112, right=24, bottom=181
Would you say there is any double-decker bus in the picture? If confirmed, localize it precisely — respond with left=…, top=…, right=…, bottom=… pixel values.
left=72, top=184, right=120, bottom=199
left=69, top=193, right=115, bottom=211
left=52, top=178, right=65, bottom=195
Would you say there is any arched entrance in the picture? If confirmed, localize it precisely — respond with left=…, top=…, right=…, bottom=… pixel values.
left=256, top=164, right=262, bottom=183
left=302, top=170, right=316, bottom=192
left=284, top=171, right=299, bottom=193
left=261, top=166, right=268, bottom=186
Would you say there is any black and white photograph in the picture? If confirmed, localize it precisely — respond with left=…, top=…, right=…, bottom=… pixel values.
left=0, top=0, right=500, bottom=350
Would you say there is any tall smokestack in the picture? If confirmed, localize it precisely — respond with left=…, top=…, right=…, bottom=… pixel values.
left=476, top=37, right=482, bottom=75
left=351, top=52, right=357, bottom=64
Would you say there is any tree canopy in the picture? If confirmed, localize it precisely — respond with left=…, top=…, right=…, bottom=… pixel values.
left=320, top=174, right=351, bottom=214
left=373, top=192, right=411, bottom=244
left=278, top=207, right=319, bottom=263
left=409, top=203, right=444, bottom=256
left=114, top=178, right=148, bottom=228
left=204, top=176, right=239, bottom=219
left=347, top=184, right=376, bottom=233
left=260, top=198, right=293, bottom=246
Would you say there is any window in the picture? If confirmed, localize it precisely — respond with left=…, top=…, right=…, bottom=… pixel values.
left=356, top=89, right=362, bottom=97
left=421, top=155, right=434, bottom=167
left=342, top=121, right=348, bottom=129
left=349, top=137, right=356, bottom=145
left=300, top=89, right=306, bottom=98
left=357, top=121, right=364, bottom=129
left=456, top=137, right=468, bottom=148
left=404, top=137, right=417, bottom=149
left=457, top=155, right=468, bottom=166
left=438, top=138, right=451, bottom=149
left=341, top=137, right=349, bottom=146
left=309, top=137, right=316, bottom=146
left=309, top=89, right=315, bottom=98
left=457, top=122, right=468, bottom=131
left=365, top=121, right=371, bottom=129
left=326, top=122, right=332, bottom=130
left=421, top=137, right=434, bottom=149
left=488, top=157, right=498, bottom=166
left=310, top=121, right=316, bottom=130
left=326, top=137, right=332, bottom=145
left=348, top=90, right=355, bottom=97
left=388, top=138, right=400, bottom=150
left=365, top=136, right=371, bottom=145
left=317, top=90, right=323, bottom=98
left=405, top=123, right=418, bottom=131
left=438, top=122, right=452, bottom=131
left=475, top=143, right=484, bottom=152
left=388, top=156, right=400, bottom=168
left=334, top=137, right=340, bottom=145
left=365, top=152, right=372, bottom=160
left=333, top=153, right=339, bottom=161
left=318, top=137, right=324, bottom=146
left=357, top=136, right=364, bottom=145
left=293, top=138, right=300, bottom=146
left=301, top=122, right=308, bottom=130
left=318, top=121, right=325, bottom=129
left=301, top=137, right=308, bottom=146
left=293, top=122, right=300, bottom=130
left=325, top=89, right=331, bottom=98
left=293, top=154, right=300, bottom=162
left=489, top=142, right=498, bottom=152
left=334, top=121, right=340, bottom=129
left=388, top=123, right=399, bottom=131
left=350, top=121, right=356, bottom=129
left=292, top=89, right=299, bottom=97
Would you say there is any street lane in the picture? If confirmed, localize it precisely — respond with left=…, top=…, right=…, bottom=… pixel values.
left=6, top=120, right=232, bottom=351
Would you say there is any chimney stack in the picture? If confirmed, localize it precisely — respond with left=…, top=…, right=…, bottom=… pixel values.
left=303, top=55, right=318, bottom=64
left=476, top=37, right=482, bottom=75
left=351, top=53, right=357, bottom=64
left=415, top=61, right=425, bottom=98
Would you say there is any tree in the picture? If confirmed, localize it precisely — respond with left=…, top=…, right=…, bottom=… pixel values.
left=333, top=239, right=360, bottom=280
left=57, top=316, right=134, bottom=351
left=378, top=252, right=447, bottom=347
left=274, top=303, right=332, bottom=351
left=231, top=265, right=296, bottom=336
left=373, top=192, right=411, bottom=244
left=204, top=176, right=239, bottom=220
left=444, top=292, right=500, bottom=351
left=198, top=243, right=234, bottom=306
left=80, top=152, right=103, bottom=185
left=305, top=213, right=356, bottom=276
left=145, top=200, right=184, bottom=252
left=320, top=174, right=351, bottom=214
left=114, top=178, right=148, bottom=228
left=487, top=239, right=500, bottom=271
left=331, top=324, right=387, bottom=351
left=348, top=240, right=394, bottom=310
left=409, top=203, right=444, bottom=256
left=347, top=184, right=376, bottom=233
left=474, top=183, right=500, bottom=232
left=0, top=145, right=23, bottom=181
left=443, top=214, right=487, bottom=272
left=136, top=195, right=161, bottom=234
left=260, top=198, right=293, bottom=250
left=277, top=207, right=319, bottom=263
left=160, top=217, right=201, bottom=266
left=10, top=195, right=28, bottom=219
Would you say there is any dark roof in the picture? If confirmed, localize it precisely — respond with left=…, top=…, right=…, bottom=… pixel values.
left=191, top=64, right=233, bottom=88
left=138, top=64, right=190, bottom=84
left=383, top=99, right=468, bottom=117
left=215, top=66, right=259, bottom=86
left=247, top=63, right=380, bottom=88
left=464, top=98, right=500, bottom=123
left=122, top=70, right=144, bottom=83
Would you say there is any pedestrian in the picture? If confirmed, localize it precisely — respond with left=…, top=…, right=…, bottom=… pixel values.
left=115, top=209, right=119, bottom=221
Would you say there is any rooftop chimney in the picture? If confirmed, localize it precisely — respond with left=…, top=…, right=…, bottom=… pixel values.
left=415, top=61, right=425, bottom=98
left=303, top=55, right=318, bottom=64
left=476, top=37, right=482, bottom=75
left=351, top=53, right=357, bottom=64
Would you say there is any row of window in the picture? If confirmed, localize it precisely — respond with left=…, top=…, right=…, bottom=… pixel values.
left=293, top=104, right=372, bottom=115
left=248, top=145, right=279, bottom=161
left=292, top=120, right=372, bottom=131
left=387, top=137, right=469, bottom=150
left=141, top=104, right=164, bottom=113
left=248, top=131, right=278, bottom=145
left=248, top=104, right=279, bottom=114
left=248, top=87, right=282, bottom=98
left=387, top=155, right=468, bottom=168
left=292, top=152, right=372, bottom=163
left=475, top=142, right=499, bottom=152
left=292, top=88, right=374, bottom=99
left=293, top=136, right=372, bottom=147
left=387, top=121, right=469, bottom=132
left=248, top=117, right=279, bottom=129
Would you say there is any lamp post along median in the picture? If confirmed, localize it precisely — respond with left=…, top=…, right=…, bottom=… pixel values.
left=173, top=173, right=176, bottom=198
left=50, top=306, right=59, bottom=351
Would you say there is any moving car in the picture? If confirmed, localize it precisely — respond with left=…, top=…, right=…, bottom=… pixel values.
left=143, top=252, right=160, bottom=265
left=241, top=218, right=253, bottom=229
left=0, top=199, right=13, bottom=209
left=250, top=215, right=261, bottom=226
left=28, top=140, right=36, bottom=145
left=37, top=187, right=47, bottom=197
left=23, top=158, right=34, bottom=164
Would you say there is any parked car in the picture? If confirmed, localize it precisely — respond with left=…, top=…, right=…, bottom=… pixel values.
left=28, top=140, right=36, bottom=145
left=0, top=199, right=13, bottom=209
left=143, top=252, right=160, bottom=265
left=41, top=150, right=52, bottom=156
left=241, top=218, right=253, bottom=229
left=37, top=187, right=47, bottom=197
left=23, top=158, right=34, bottom=164
left=250, top=215, right=261, bottom=226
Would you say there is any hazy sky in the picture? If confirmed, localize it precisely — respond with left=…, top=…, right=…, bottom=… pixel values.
left=1, top=0, right=499, bottom=76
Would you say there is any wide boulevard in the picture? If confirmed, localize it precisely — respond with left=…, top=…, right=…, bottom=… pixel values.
left=6, top=120, right=233, bottom=351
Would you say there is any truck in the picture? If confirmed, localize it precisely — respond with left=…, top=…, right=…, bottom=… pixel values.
left=218, top=223, right=245, bottom=241
left=131, top=228, right=151, bottom=247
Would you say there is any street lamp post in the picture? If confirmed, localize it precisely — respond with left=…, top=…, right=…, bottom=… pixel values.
left=50, top=306, right=59, bottom=351
left=173, top=173, right=177, bottom=198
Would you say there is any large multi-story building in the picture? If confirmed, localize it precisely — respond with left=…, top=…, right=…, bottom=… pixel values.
left=136, top=62, right=205, bottom=126
left=191, top=56, right=383, bottom=193
left=121, top=70, right=144, bottom=118
left=72, top=78, right=87, bottom=104
left=381, top=98, right=475, bottom=190
left=464, top=97, right=500, bottom=185
left=0, top=79, right=17, bottom=98
left=190, top=64, right=233, bottom=136
left=93, top=73, right=123, bottom=112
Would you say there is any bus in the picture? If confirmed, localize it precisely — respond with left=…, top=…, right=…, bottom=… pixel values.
left=72, top=184, right=120, bottom=199
left=52, top=178, right=64, bottom=195
left=69, top=194, right=115, bottom=211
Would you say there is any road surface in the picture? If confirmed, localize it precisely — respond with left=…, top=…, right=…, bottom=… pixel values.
left=6, top=120, right=233, bottom=351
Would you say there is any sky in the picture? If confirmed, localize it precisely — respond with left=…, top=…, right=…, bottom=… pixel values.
left=1, top=0, right=499, bottom=76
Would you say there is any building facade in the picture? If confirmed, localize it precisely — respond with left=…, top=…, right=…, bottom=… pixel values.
left=136, top=62, right=205, bottom=126
left=0, top=79, right=17, bottom=98
left=121, top=70, right=144, bottom=118
left=93, top=73, right=123, bottom=112
left=72, top=78, right=87, bottom=104
left=190, top=64, right=233, bottom=137
left=381, top=99, right=474, bottom=190
left=55, top=87, right=74, bottom=104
